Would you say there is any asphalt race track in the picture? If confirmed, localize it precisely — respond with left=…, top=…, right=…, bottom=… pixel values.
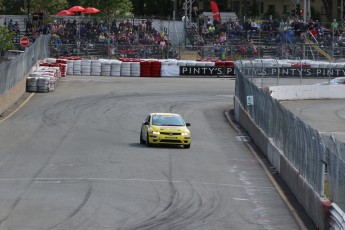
left=0, top=77, right=315, bottom=230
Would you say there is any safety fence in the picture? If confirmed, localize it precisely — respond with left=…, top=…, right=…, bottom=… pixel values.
left=234, top=65, right=345, bottom=229
left=235, top=68, right=325, bottom=194
left=0, top=34, right=50, bottom=95
left=48, top=39, right=345, bottom=61
left=50, top=42, right=179, bottom=60
left=323, top=135, right=345, bottom=211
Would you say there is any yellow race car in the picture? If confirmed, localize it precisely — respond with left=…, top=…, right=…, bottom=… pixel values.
left=140, top=113, right=191, bottom=148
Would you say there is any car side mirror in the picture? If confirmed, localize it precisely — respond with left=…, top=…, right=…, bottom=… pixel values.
left=186, top=123, right=191, bottom=127
left=144, top=121, right=149, bottom=125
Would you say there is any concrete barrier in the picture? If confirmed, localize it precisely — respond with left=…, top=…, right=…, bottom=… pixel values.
left=269, top=85, right=345, bottom=100
left=0, top=77, right=27, bottom=115
left=234, top=95, right=330, bottom=229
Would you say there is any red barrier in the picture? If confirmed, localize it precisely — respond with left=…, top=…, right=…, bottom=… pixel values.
left=140, top=61, right=151, bottom=77
left=150, top=61, right=161, bottom=77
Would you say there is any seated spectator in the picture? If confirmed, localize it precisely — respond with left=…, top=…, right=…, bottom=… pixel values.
left=310, top=26, right=318, bottom=37
left=208, top=24, right=216, bottom=36
left=201, top=24, right=209, bottom=38
left=219, top=32, right=226, bottom=43
left=125, top=19, right=132, bottom=29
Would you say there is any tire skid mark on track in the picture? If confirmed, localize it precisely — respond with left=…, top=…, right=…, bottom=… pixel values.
left=0, top=96, right=98, bottom=229
left=118, top=155, right=221, bottom=230
left=0, top=197, right=21, bottom=225
left=335, top=108, right=345, bottom=120
left=47, top=183, right=93, bottom=230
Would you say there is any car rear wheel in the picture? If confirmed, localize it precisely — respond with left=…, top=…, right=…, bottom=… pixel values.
left=140, top=132, right=145, bottom=144
left=183, top=144, right=190, bottom=149
left=146, top=132, right=152, bottom=147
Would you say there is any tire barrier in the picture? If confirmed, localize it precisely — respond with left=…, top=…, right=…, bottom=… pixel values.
left=26, top=65, right=61, bottom=93
left=44, top=57, right=345, bottom=78
left=130, top=62, right=141, bottom=77
left=81, top=59, right=92, bottom=76
left=110, top=60, right=122, bottom=77
left=73, top=60, right=82, bottom=76
left=151, top=61, right=161, bottom=77
left=140, top=61, right=151, bottom=77
left=91, top=60, right=102, bottom=76
left=101, top=59, right=112, bottom=76
left=120, top=61, right=131, bottom=77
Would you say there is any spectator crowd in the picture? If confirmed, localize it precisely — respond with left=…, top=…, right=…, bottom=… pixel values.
left=49, top=18, right=176, bottom=58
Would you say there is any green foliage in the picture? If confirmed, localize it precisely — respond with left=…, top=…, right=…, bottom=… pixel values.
left=0, top=0, right=132, bottom=18
left=0, top=0, right=23, bottom=14
left=75, top=0, right=132, bottom=17
left=0, top=26, right=15, bottom=53
left=132, top=0, right=173, bottom=17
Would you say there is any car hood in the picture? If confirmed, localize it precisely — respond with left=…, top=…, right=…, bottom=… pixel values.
left=151, top=125, right=189, bottom=132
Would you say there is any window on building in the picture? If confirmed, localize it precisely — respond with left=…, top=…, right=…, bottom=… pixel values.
left=260, top=2, right=264, bottom=14
left=283, top=5, right=289, bottom=14
left=268, top=5, right=275, bottom=12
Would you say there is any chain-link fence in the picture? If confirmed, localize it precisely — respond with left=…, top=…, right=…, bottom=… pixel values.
left=236, top=66, right=345, bottom=212
left=235, top=68, right=325, bottom=194
left=0, top=34, right=50, bottom=95
left=324, top=135, right=345, bottom=210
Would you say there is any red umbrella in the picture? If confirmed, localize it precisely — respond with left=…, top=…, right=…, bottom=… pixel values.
left=68, top=6, right=86, bottom=12
left=56, top=10, right=75, bottom=16
left=83, top=7, right=100, bottom=14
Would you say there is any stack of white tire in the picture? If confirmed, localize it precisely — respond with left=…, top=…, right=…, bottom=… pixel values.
left=91, top=60, right=102, bottom=76
left=26, top=73, right=40, bottom=92
left=130, top=62, right=141, bottom=77
left=81, top=59, right=92, bottom=76
left=121, top=62, right=131, bottom=77
left=73, top=60, right=82, bottom=75
left=110, top=60, right=122, bottom=76
left=101, top=60, right=112, bottom=76
left=67, top=60, right=74, bottom=75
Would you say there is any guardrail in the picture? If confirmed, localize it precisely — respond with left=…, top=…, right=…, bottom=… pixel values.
left=330, top=203, right=345, bottom=229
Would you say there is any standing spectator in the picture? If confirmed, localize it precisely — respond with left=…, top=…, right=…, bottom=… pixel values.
left=51, top=20, right=59, bottom=34
left=146, top=18, right=152, bottom=31
left=331, top=19, right=339, bottom=35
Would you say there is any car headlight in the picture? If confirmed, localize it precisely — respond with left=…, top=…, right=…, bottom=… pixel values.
left=181, top=132, right=190, bottom=136
left=149, top=130, right=160, bottom=135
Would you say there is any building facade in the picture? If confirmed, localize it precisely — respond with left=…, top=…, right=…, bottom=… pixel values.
left=176, top=0, right=339, bottom=22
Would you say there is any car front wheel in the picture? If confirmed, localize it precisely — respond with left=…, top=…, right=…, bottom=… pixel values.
left=140, top=131, right=145, bottom=144
left=183, top=144, right=190, bottom=149
left=146, top=132, right=152, bottom=147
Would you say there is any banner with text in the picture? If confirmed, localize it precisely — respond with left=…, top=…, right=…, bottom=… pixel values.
left=180, top=67, right=235, bottom=76
left=179, top=66, right=345, bottom=77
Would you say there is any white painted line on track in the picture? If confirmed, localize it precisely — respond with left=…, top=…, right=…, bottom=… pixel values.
left=320, top=131, right=345, bottom=135
left=233, top=198, right=249, bottom=201
left=0, top=93, right=35, bottom=124
left=0, top=177, right=276, bottom=190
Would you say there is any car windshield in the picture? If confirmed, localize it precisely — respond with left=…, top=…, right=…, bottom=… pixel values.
left=152, top=115, right=185, bottom=126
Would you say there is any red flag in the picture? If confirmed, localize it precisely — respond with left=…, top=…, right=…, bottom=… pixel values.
left=210, top=1, right=221, bottom=22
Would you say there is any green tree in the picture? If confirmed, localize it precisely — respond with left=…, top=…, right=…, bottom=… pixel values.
left=30, top=0, right=68, bottom=15
left=0, top=26, right=15, bottom=56
left=131, top=0, right=173, bottom=17
left=74, top=0, right=132, bottom=17
left=0, top=0, right=23, bottom=14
